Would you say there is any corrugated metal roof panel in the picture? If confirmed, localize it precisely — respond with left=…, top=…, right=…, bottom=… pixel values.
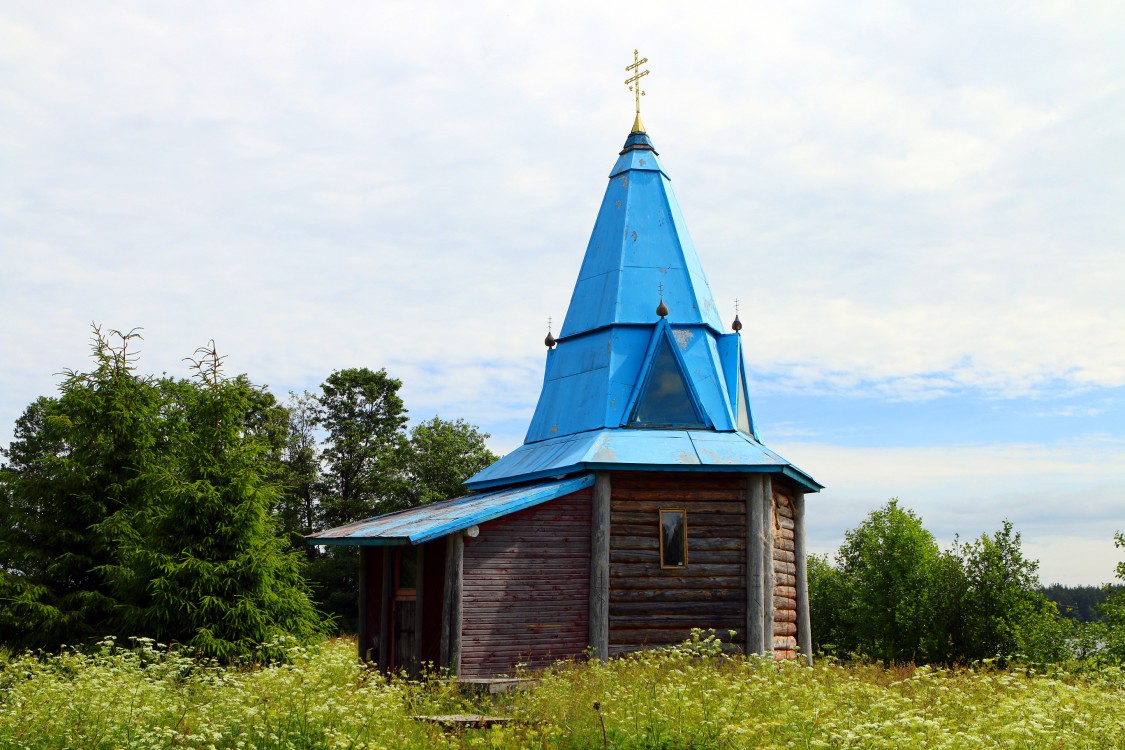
left=307, top=474, right=595, bottom=546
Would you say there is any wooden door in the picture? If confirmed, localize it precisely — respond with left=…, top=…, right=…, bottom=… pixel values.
left=391, top=546, right=419, bottom=675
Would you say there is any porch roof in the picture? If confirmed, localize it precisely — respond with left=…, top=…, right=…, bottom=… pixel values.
left=305, top=473, right=595, bottom=547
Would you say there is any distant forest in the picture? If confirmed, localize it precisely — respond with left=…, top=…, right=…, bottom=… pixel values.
left=1042, top=584, right=1125, bottom=622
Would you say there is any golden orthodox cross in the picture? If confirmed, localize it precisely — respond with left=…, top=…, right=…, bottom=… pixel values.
left=624, top=49, right=649, bottom=117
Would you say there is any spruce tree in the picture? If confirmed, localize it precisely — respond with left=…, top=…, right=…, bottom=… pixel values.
left=113, top=344, right=326, bottom=661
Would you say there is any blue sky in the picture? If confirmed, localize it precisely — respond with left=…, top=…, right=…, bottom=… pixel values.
left=2, top=1, right=1123, bottom=584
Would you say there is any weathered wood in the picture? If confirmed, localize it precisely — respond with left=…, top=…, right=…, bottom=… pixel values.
left=610, top=562, right=743, bottom=577
left=413, top=544, right=425, bottom=677
left=773, top=635, right=797, bottom=650
left=763, top=476, right=776, bottom=656
left=379, top=547, right=392, bottom=672
left=794, top=491, right=812, bottom=666
left=613, top=511, right=745, bottom=526
left=772, top=548, right=796, bottom=564
left=610, top=575, right=743, bottom=590
left=460, top=491, right=591, bottom=678
left=440, top=533, right=463, bottom=675
left=774, top=620, right=797, bottom=636
left=774, top=607, right=797, bottom=623
left=611, top=494, right=745, bottom=507
left=358, top=547, right=371, bottom=663
left=776, top=515, right=795, bottom=531
left=776, top=572, right=796, bottom=587
left=746, top=474, right=765, bottom=655
left=590, top=472, right=610, bottom=663
left=612, top=548, right=745, bottom=564
left=775, top=537, right=795, bottom=552
left=774, top=584, right=796, bottom=599
left=610, top=599, right=744, bottom=614
left=612, top=534, right=743, bottom=551
left=775, top=502, right=794, bottom=519
left=610, top=588, right=744, bottom=603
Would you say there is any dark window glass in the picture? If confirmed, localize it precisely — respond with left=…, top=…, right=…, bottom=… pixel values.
left=660, top=510, right=687, bottom=568
left=397, top=547, right=418, bottom=590
left=630, top=338, right=704, bottom=427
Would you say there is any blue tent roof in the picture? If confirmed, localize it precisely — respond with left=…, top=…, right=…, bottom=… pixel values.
left=466, top=124, right=822, bottom=494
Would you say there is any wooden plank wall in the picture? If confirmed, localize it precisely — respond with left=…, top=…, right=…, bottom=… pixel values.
left=609, top=472, right=747, bottom=654
left=772, top=481, right=799, bottom=659
left=459, top=488, right=592, bottom=678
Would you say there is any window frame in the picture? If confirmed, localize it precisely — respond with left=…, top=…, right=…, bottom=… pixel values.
left=659, top=508, right=688, bottom=570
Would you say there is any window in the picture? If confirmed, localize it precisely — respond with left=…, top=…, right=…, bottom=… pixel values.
left=394, top=547, right=418, bottom=600
left=629, top=337, right=705, bottom=428
left=659, top=509, right=687, bottom=569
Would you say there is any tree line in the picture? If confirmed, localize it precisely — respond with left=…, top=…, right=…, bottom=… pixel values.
left=0, top=328, right=495, bottom=659
left=809, top=499, right=1125, bottom=666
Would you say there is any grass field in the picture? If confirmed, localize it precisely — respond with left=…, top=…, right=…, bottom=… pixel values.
left=1, top=634, right=1122, bottom=749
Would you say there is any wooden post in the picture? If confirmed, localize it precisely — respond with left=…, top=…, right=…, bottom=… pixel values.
left=589, top=471, right=611, bottom=662
left=413, top=544, right=425, bottom=676
left=763, top=475, right=775, bottom=658
left=794, top=491, right=813, bottom=666
left=746, top=474, right=765, bottom=654
left=378, top=547, right=393, bottom=672
left=358, top=547, right=370, bottom=662
left=440, top=533, right=463, bottom=675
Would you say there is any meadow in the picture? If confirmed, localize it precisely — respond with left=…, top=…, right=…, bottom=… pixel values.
left=1, top=634, right=1122, bottom=750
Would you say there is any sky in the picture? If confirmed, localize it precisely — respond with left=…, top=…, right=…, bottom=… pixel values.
left=2, top=1, right=1123, bottom=585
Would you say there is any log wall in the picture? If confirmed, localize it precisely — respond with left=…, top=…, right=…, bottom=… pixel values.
left=772, top=481, right=799, bottom=660
left=459, top=488, right=592, bottom=678
left=608, top=472, right=747, bottom=654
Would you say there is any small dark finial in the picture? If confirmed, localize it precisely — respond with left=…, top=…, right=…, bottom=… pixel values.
left=656, top=299, right=669, bottom=318
left=544, top=316, right=556, bottom=348
left=732, top=314, right=742, bottom=332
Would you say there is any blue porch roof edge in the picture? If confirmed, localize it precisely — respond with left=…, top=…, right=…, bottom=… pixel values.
left=306, top=474, right=596, bottom=547
left=465, top=428, right=822, bottom=494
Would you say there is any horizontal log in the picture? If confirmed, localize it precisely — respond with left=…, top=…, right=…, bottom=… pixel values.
left=613, top=511, right=745, bottom=526
left=773, top=562, right=796, bottom=577
left=611, top=615, right=744, bottom=630
left=773, top=650, right=796, bottom=662
left=772, top=548, right=796, bottom=564
left=611, top=563, right=743, bottom=577
left=774, top=585, right=796, bottom=599
left=775, top=515, right=795, bottom=531
left=612, top=474, right=745, bottom=491
left=610, top=628, right=742, bottom=645
left=774, top=501, right=793, bottom=517
left=611, top=534, right=744, bottom=551
left=773, top=596, right=797, bottom=610
left=610, top=600, right=744, bottom=616
left=775, top=537, right=795, bottom=552
left=611, top=548, right=745, bottom=565
left=773, top=621, right=797, bottom=637
left=773, top=608, right=797, bottom=623
left=775, top=572, right=796, bottom=587
left=611, top=576, right=742, bottom=590
left=773, top=635, right=797, bottom=650
left=611, top=493, right=744, bottom=506
left=610, top=588, right=744, bottom=603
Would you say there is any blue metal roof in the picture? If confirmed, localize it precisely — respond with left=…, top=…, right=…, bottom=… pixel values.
left=466, top=428, right=823, bottom=494
left=467, top=123, right=821, bottom=494
left=307, top=474, right=595, bottom=546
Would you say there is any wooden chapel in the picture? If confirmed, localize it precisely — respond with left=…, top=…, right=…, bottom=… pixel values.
left=308, top=60, right=822, bottom=677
